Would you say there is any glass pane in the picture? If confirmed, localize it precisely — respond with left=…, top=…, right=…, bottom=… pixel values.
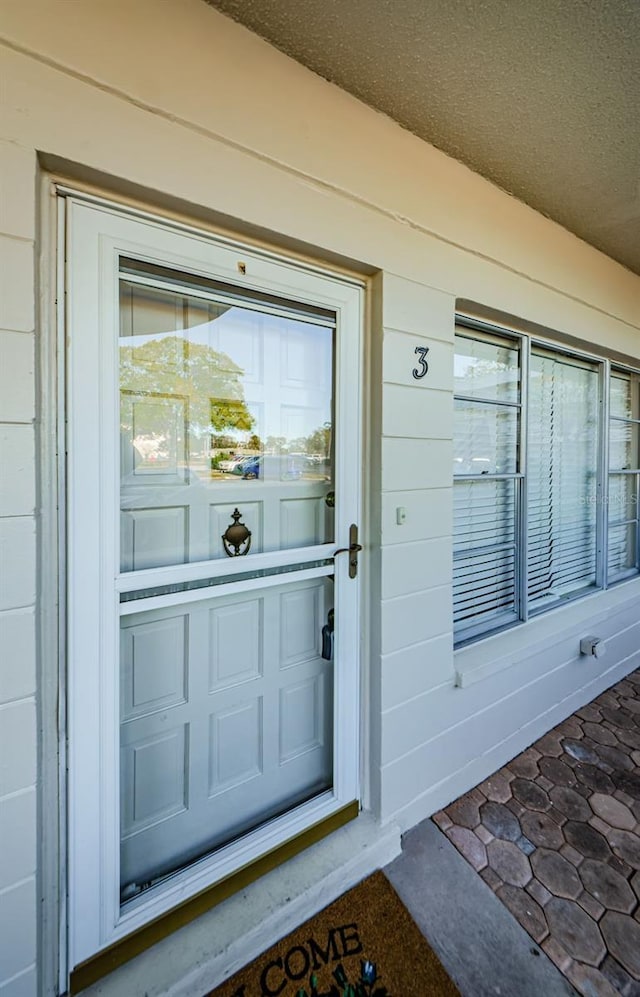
left=453, top=478, right=517, bottom=639
left=528, top=352, right=599, bottom=608
left=119, top=574, right=334, bottom=899
left=453, top=399, right=518, bottom=475
left=610, top=371, right=639, bottom=420
left=609, top=420, right=639, bottom=471
left=119, top=273, right=335, bottom=572
left=454, top=477, right=516, bottom=553
left=608, top=523, right=638, bottom=580
left=454, top=333, right=520, bottom=403
left=608, top=473, right=638, bottom=524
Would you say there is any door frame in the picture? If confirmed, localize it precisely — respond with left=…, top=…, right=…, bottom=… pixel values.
left=60, top=190, right=366, bottom=975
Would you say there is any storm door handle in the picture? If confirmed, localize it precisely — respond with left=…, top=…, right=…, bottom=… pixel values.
left=333, top=524, right=362, bottom=579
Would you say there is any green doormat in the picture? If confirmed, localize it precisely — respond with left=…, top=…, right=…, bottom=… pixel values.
left=206, top=870, right=460, bottom=997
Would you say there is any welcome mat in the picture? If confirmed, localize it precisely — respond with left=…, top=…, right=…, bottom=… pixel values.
left=206, top=870, right=460, bottom=997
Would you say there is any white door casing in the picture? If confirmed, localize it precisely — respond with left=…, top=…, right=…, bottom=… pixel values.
left=65, top=197, right=363, bottom=967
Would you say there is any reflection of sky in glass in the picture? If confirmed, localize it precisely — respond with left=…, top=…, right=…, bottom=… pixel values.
left=120, top=303, right=333, bottom=441
left=454, top=338, right=519, bottom=403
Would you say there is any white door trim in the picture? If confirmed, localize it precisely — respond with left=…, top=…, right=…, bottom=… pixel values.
left=63, top=194, right=365, bottom=969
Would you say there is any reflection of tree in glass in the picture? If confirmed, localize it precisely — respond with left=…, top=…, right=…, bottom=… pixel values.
left=305, top=421, right=332, bottom=457
left=120, top=336, right=254, bottom=438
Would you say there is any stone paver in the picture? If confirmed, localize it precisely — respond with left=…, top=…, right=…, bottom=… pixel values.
left=576, top=890, right=605, bottom=922
left=531, top=849, right=582, bottom=899
left=614, top=769, right=640, bottom=798
left=559, top=843, right=583, bottom=867
left=478, top=771, right=512, bottom=803
left=436, top=667, right=640, bottom=993
left=607, top=829, right=640, bottom=869
left=549, top=786, right=592, bottom=822
left=479, top=865, right=501, bottom=891
left=564, top=821, right=611, bottom=861
left=475, top=824, right=493, bottom=845
left=446, top=795, right=482, bottom=829
left=596, top=744, right=635, bottom=771
left=590, top=793, right=636, bottom=830
left=576, top=704, right=603, bottom=723
left=602, top=706, right=636, bottom=730
left=600, top=912, right=640, bottom=978
left=621, top=697, right=640, bottom=713
left=616, top=728, right=640, bottom=752
left=579, top=859, right=636, bottom=913
left=545, top=897, right=606, bottom=966
left=486, top=839, right=532, bottom=887
left=567, top=963, right=619, bottom=997
left=562, top=739, right=600, bottom=765
left=520, top=810, right=565, bottom=849
left=447, top=826, right=487, bottom=870
left=582, top=722, right=618, bottom=746
left=600, top=956, right=640, bottom=997
left=541, top=935, right=573, bottom=974
left=573, top=762, right=615, bottom=795
left=479, top=801, right=521, bottom=842
left=432, top=810, right=452, bottom=832
left=539, top=756, right=578, bottom=787
left=509, top=748, right=541, bottom=779
left=512, top=778, right=551, bottom=812
left=496, top=884, right=549, bottom=944
left=535, top=731, right=564, bottom=757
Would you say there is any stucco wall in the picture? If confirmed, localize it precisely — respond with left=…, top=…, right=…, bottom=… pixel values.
left=1, top=1, right=639, bottom=995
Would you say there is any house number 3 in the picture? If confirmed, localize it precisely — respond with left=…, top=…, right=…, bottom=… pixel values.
left=412, top=345, right=430, bottom=379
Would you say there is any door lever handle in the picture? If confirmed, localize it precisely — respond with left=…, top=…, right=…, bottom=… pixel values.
left=333, top=524, right=362, bottom=579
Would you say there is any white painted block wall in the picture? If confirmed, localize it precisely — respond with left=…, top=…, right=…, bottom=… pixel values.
left=0, top=140, right=38, bottom=997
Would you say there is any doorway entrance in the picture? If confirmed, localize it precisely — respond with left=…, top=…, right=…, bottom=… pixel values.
left=64, top=197, right=364, bottom=966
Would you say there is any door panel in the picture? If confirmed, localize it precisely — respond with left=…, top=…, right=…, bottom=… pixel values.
left=119, top=576, right=333, bottom=894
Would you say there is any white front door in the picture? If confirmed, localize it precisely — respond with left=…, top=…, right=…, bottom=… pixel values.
left=65, top=198, right=363, bottom=964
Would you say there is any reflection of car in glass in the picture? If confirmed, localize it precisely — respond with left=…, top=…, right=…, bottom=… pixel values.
left=240, top=455, right=304, bottom=480
left=218, top=454, right=248, bottom=473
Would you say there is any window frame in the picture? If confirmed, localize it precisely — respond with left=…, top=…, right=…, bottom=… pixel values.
left=607, top=364, right=640, bottom=583
left=454, top=315, right=640, bottom=647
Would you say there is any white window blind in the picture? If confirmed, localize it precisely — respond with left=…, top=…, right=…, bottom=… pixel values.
left=527, top=350, right=599, bottom=611
left=453, top=331, right=521, bottom=640
left=453, top=478, right=518, bottom=636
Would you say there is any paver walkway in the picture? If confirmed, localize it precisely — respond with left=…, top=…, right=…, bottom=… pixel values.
left=433, top=668, right=640, bottom=997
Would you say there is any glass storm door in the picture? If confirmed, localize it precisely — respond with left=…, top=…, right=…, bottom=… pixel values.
left=65, top=199, right=362, bottom=964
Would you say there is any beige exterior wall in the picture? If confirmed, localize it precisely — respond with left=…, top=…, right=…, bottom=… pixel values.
left=1, top=2, right=639, bottom=995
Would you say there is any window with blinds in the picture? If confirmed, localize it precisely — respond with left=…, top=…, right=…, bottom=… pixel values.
left=453, top=331, right=522, bottom=641
left=527, top=350, right=599, bottom=610
left=454, top=323, right=640, bottom=646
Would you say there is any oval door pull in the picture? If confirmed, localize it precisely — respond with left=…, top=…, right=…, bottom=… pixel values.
left=333, top=524, right=362, bottom=579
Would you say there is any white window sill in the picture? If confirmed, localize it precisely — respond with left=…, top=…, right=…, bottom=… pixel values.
left=454, top=576, right=640, bottom=688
